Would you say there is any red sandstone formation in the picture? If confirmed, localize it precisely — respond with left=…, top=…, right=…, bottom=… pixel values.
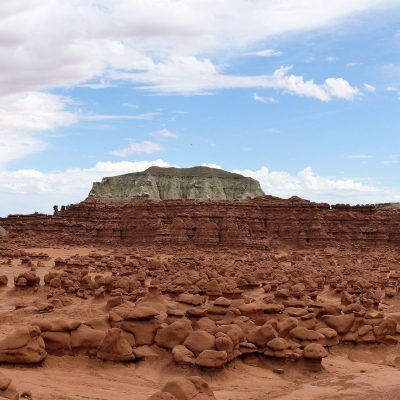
left=1, top=196, right=400, bottom=249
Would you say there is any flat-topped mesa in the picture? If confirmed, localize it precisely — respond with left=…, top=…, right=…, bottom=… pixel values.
left=87, top=166, right=265, bottom=201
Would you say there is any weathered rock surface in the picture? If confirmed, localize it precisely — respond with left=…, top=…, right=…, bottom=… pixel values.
left=3, top=195, right=400, bottom=249
left=88, top=166, right=265, bottom=201
left=0, top=227, right=7, bottom=239
left=147, top=376, right=216, bottom=400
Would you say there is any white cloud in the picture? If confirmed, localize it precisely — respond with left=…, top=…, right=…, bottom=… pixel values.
left=253, top=93, right=278, bottom=104
left=149, top=128, right=178, bottom=138
left=117, top=60, right=360, bottom=100
left=363, top=83, right=376, bottom=92
left=1, top=0, right=390, bottom=165
left=323, top=77, right=361, bottom=100
left=244, top=49, right=283, bottom=57
left=79, top=112, right=158, bottom=121
left=234, top=166, right=398, bottom=204
left=110, top=141, right=165, bottom=157
left=1, top=0, right=396, bottom=97
left=0, top=92, right=77, bottom=165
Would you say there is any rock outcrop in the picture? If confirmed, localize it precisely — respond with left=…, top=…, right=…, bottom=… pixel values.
left=2, top=195, right=400, bottom=249
left=87, top=166, right=265, bottom=201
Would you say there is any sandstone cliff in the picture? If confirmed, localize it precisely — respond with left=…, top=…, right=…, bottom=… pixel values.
left=87, top=166, right=265, bottom=201
left=2, top=196, right=400, bottom=249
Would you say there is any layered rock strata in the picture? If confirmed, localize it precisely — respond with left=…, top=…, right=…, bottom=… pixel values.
left=87, top=166, right=265, bottom=201
left=1, top=196, right=400, bottom=248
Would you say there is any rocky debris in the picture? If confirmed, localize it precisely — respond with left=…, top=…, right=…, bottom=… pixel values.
left=88, top=166, right=264, bottom=202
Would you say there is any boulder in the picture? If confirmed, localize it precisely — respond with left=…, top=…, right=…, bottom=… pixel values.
left=183, top=330, right=215, bottom=356
left=323, top=314, right=355, bottom=334
left=0, top=326, right=46, bottom=363
left=97, top=328, right=135, bottom=362
left=195, top=350, right=228, bottom=368
left=71, top=324, right=106, bottom=354
left=42, top=331, right=72, bottom=355
left=154, top=376, right=216, bottom=400
left=172, top=345, right=195, bottom=365
left=155, top=319, right=192, bottom=349
left=119, top=319, right=160, bottom=346
left=247, top=324, right=278, bottom=347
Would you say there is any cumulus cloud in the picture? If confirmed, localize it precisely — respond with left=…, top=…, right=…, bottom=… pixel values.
left=1, top=0, right=396, bottom=97
left=0, top=92, right=77, bottom=164
left=110, top=141, right=165, bottom=157
left=1, top=0, right=390, bottom=164
left=234, top=166, right=391, bottom=204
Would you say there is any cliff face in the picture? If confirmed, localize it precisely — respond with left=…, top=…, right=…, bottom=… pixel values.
left=2, top=196, right=400, bottom=249
left=87, top=166, right=265, bottom=201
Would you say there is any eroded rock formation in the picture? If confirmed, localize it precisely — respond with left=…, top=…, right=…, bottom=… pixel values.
left=87, top=166, right=265, bottom=201
left=2, top=196, right=400, bottom=249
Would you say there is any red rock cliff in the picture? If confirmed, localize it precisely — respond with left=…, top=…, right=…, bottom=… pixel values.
left=1, top=196, right=400, bottom=248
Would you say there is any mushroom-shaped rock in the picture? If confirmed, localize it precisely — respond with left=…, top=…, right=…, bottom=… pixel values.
left=0, top=326, right=46, bottom=364
left=96, top=328, right=135, bottom=362
left=303, top=343, right=328, bottom=360
left=267, top=337, right=289, bottom=351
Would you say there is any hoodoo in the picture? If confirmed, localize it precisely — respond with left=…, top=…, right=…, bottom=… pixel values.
left=87, top=166, right=265, bottom=201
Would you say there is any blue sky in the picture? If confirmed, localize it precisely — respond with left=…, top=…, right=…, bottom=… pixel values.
left=1, top=0, right=400, bottom=215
